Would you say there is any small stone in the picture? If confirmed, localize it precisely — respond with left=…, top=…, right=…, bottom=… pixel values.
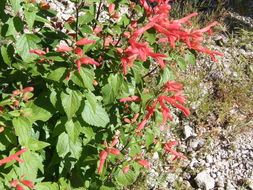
left=195, top=170, right=215, bottom=190
left=183, top=125, right=196, bottom=139
left=206, top=155, right=213, bottom=163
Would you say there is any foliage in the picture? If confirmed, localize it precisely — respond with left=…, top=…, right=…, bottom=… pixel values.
left=0, top=0, right=222, bottom=189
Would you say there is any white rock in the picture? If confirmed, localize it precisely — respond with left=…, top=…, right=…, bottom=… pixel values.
left=183, top=125, right=196, bottom=139
left=195, top=170, right=215, bottom=190
left=206, top=155, right=213, bottom=163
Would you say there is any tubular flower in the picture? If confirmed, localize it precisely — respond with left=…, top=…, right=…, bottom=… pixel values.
left=123, top=166, right=130, bottom=174
left=119, top=96, right=141, bottom=102
left=74, top=47, right=84, bottom=57
left=93, top=27, right=102, bottom=35
left=76, top=38, right=96, bottom=46
left=108, top=3, right=115, bottom=15
left=164, top=141, right=187, bottom=161
left=97, top=135, right=121, bottom=174
left=75, top=57, right=100, bottom=73
left=29, top=49, right=46, bottom=55
left=130, top=0, right=223, bottom=62
left=0, top=148, right=28, bottom=165
left=56, top=44, right=73, bottom=52
left=137, top=159, right=150, bottom=168
left=97, top=150, right=108, bottom=174
left=9, top=177, right=34, bottom=189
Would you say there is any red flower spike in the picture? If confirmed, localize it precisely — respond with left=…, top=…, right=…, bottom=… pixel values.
left=0, top=148, right=28, bottom=165
left=20, top=180, right=35, bottom=189
left=136, top=119, right=147, bottom=131
left=76, top=57, right=100, bottom=66
left=76, top=38, right=96, bottom=46
left=23, top=87, right=34, bottom=93
left=98, top=150, right=108, bottom=174
left=56, top=44, right=73, bottom=52
left=29, top=49, right=46, bottom=55
left=93, top=27, right=102, bottom=35
left=16, top=184, right=25, bottom=190
left=10, top=179, right=19, bottom=187
left=112, top=14, right=120, bottom=19
left=74, top=47, right=84, bottom=57
left=76, top=60, right=81, bottom=74
left=110, top=138, right=119, bottom=147
left=137, top=159, right=150, bottom=168
left=123, top=166, right=130, bottom=174
left=12, top=90, right=21, bottom=95
left=124, top=118, right=131, bottom=124
left=107, top=148, right=120, bottom=156
left=108, top=3, right=115, bottom=15
left=123, top=32, right=130, bottom=38
left=119, top=96, right=141, bottom=102
left=164, top=141, right=187, bottom=161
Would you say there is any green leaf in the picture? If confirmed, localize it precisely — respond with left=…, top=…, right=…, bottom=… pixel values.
left=24, top=8, right=37, bottom=30
left=71, top=68, right=95, bottom=91
left=9, top=0, right=21, bottom=14
left=79, top=12, right=94, bottom=24
left=177, top=57, right=186, bottom=70
left=48, top=67, right=67, bottom=81
left=12, top=117, right=32, bottom=146
left=145, top=129, right=154, bottom=149
left=16, top=34, right=41, bottom=62
left=26, top=101, right=52, bottom=122
left=158, top=67, right=174, bottom=86
left=66, top=119, right=81, bottom=143
left=18, top=151, right=43, bottom=181
left=85, top=91, right=97, bottom=113
left=102, top=84, right=114, bottom=105
left=35, top=182, right=59, bottom=190
left=61, top=89, right=82, bottom=119
left=27, top=138, right=50, bottom=151
left=115, top=169, right=138, bottom=186
left=80, top=25, right=93, bottom=34
left=56, top=132, right=69, bottom=158
left=5, top=17, right=24, bottom=36
left=35, top=15, right=51, bottom=24
left=1, top=46, right=12, bottom=65
left=56, top=132, right=82, bottom=159
left=82, top=100, right=109, bottom=127
left=185, top=52, right=196, bottom=65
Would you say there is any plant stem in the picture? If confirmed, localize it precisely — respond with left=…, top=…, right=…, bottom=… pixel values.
left=93, top=0, right=103, bottom=29
left=142, top=66, right=158, bottom=79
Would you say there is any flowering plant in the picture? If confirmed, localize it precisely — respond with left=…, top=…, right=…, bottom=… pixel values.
left=0, top=0, right=222, bottom=188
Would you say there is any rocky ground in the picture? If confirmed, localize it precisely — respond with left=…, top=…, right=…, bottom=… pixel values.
left=42, top=0, right=253, bottom=189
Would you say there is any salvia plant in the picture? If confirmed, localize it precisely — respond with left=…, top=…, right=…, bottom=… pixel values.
left=0, top=0, right=223, bottom=189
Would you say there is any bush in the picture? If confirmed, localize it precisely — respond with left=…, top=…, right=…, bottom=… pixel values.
left=0, top=0, right=222, bottom=189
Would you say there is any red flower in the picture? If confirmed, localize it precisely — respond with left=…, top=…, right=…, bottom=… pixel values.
left=10, top=180, right=19, bottom=187
left=0, top=148, right=28, bottom=165
left=107, top=148, right=120, bottom=156
left=108, top=3, right=115, bottom=15
left=74, top=47, right=84, bottom=57
left=93, top=27, right=102, bottom=35
left=123, top=166, right=130, bottom=174
left=23, top=87, right=34, bottom=93
left=136, top=119, right=147, bottom=131
left=119, top=96, right=141, bottom=102
left=76, top=38, right=96, bottom=46
left=137, top=159, right=150, bottom=168
left=124, top=118, right=131, bottom=124
left=29, top=49, right=46, bottom=55
left=16, top=184, right=25, bottom=190
left=76, top=57, right=99, bottom=66
left=97, top=150, right=108, bottom=174
left=164, top=141, right=187, bottom=161
left=20, top=180, right=35, bottom=189
left=12, top=90, right=21, bottom=95
left=56, top=44, right=73, bottom=52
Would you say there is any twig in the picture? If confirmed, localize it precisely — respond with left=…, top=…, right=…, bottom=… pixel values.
left=93, top=0, right=103, bottom=29
left=142, top=66, right=158, bottom=79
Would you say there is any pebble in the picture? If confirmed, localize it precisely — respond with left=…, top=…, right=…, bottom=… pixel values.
left=195, top=170, right=215, bottom=190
